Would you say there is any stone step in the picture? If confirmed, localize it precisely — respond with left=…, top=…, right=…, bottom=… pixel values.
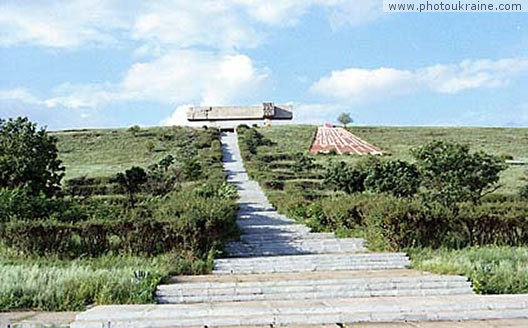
left=71, top=294, right=528, bottom=327
left=239, top=224, right=312, bottom=235
left=239, top=233, right=346, bottom=241
left=156, top=275, right=473, bottom=304
left=214, top=253, right=410, bottom=274
left=224, top=241, right=366, bottom=257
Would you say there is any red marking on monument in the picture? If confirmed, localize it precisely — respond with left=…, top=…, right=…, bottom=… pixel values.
left=310, top=126, right=382, bottom=155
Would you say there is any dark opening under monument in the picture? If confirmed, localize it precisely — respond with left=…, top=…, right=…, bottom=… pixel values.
left=186, top=102, right=293, bottom=123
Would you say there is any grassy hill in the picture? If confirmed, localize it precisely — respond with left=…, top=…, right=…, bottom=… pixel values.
left=258, top=125, right=528, bottom=194
left=1, top=125, right=237, bottom=311
left=52, top=126, right=202, bottom=180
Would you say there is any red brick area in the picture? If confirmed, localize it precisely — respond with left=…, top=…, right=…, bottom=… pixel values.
left=310, top=126, right=382, bottom=155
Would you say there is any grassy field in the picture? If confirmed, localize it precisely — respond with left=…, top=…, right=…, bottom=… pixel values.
left=257, top=125, right=528, bottom=194
left=52, top=126, right=195, bottom=180
left=1, top=125, right=236, bottom=311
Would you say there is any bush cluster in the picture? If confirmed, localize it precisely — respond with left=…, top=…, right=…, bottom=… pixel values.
left=1, top=190, right=237, bottom=258
left=0, top=120, right=237, bottom=260
left=294, top=194, right=528, bottom=251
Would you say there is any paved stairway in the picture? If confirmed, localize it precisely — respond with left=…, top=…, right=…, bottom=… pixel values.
left=72, top=131, right=528, bottom=328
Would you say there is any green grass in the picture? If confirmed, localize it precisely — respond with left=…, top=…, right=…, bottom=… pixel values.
left=52, top=126, right=195, bottom=179
left=256, top=125, right=528, bottom=194
left=1, top=125, right=231, bottom=311
left=0, top=248, right=212, bottom=311
left=410, top=246, right=528, bottom=294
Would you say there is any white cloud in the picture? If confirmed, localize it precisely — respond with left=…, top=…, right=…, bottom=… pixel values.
left=311, top=67, right=417, bottom=101
left=0, top=0, right=384, bottom=49
left=132, top=1, right=261, bottom=50
left=120, top=51, right=269, bottom=105
left=311, top=58, right=528, bottom=102
left=0, top=88, right=43, bottom=104
left=7, top=50, right=268, bottom=112
left=0, top=0, right=133, bottom=48
left=160, top=104, right=202, bottom=126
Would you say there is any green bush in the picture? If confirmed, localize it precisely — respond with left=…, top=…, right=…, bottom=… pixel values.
left=238, top=128, right=273, bottom=158
left=291, top=153, right=317, bottom=173
left=323, top=161, right=367, bottom=194
left=263, top=180, right=285, bottom=190
left=364, top=160, right=421, bottom=197
left=1, top=195, right=238, bottom=258
left=412, top=140, right=506, bottom=205
left=520, top=185, right=528, bottom=201
left=454, top=202, right=528, bottom=247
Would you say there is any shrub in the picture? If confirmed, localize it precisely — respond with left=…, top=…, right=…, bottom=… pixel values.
left=263, top=180, right=285, bottom=190
left=128, top=125, right=141, bottom=136
left=181, top=158, right=202, bottom=181
left=323, top=161, right=367, bottom=194
left=238, top=128, right=273, bottom=157
left=454, top=202, right=528, bottom=247
left=364, top=160, right=421, bottom=197
left=1, top=192, right=238, bottom=258
left=412, top=140, right=506, bottom=205
left=520, top=185, right=528, bottom=201
left=291, top=153, right=317, bottom=173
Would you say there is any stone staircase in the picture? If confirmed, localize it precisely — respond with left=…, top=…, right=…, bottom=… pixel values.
left=71, top=131, right=528, bottom=327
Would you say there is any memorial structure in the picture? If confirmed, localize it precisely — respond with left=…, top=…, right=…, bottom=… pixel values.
left=186, top=102, right=293, bottom=126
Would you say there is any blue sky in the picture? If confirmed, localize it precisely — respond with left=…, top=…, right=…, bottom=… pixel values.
left=0, top=0, right=526, bottom=130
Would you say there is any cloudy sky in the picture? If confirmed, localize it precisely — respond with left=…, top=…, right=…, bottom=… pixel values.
left=0, top=0, right=526, bottom=130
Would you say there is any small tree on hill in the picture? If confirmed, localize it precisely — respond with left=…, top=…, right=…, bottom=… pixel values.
left=412, top=140, right=506, bottom=206
left=0, top=117, right=64, bottom=197
left=338, top=113, right=353, bottom=128
left=115, top=166, right=148, bottom=208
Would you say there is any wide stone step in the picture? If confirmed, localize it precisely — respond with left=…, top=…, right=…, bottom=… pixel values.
left=71, top=294, right=528, bottom=327
left=214, top=253, right=410, bottom=274
left=239, top=233, right=350, bottom=241
left=224, top=240, right=366, bottom=257
left=239, top=224, right=312, bottom=235
left=156, top=275, right=473, bottom=304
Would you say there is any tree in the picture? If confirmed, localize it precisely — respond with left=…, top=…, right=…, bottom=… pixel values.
left=364, top=160, right=421, bottom=198
left=412, top=140, right=506, bottom=205
left=0, top=117, right=64, bottom=197
left=115, top=166, right=148, bottom=207
left=338, top=113, right=353, bottom=128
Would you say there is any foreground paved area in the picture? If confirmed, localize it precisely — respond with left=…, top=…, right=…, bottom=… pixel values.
left=70, top=131, right=528, bottom=327
left=0, top=311, right=77, bottom=327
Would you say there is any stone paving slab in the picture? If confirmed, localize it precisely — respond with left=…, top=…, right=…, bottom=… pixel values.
left=168, top=269, right=432, bottom=284
left=71, top=295, right=528, bottom=327
left=0, top=311, right=77, bottom=327
left=214, top=319, right=528, bottom=328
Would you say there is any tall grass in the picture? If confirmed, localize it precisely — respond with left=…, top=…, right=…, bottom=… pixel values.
left=410, top=247, right=528, bottom=294
left=0, top=252, right=213, bottom=311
